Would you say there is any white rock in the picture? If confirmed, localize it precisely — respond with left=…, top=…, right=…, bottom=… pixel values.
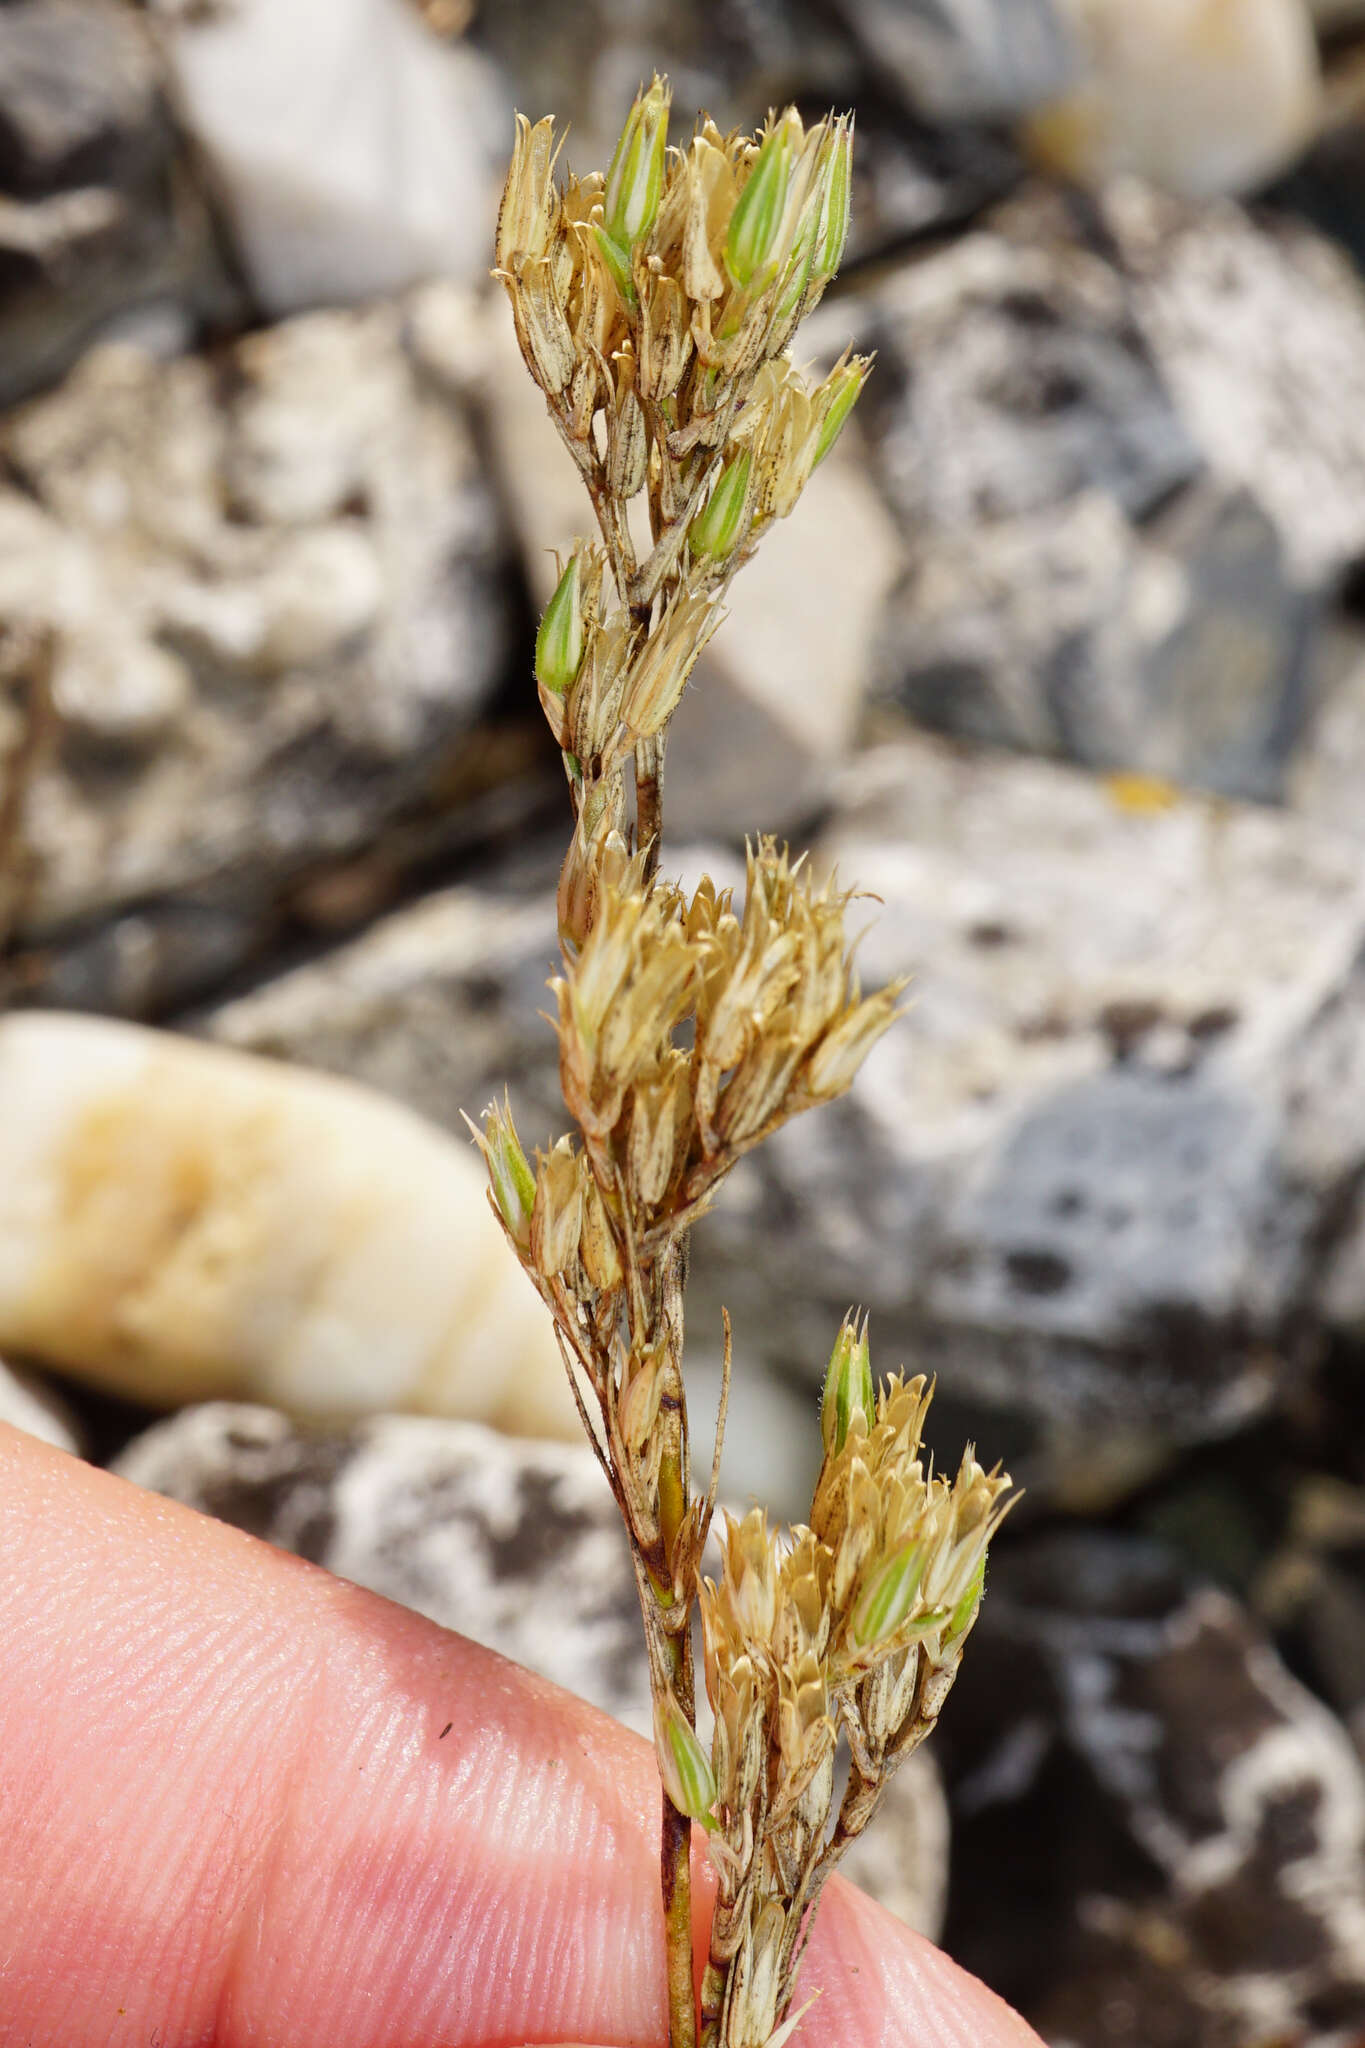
left=0, top=1012, right=576, bottom=1435
left=1108, top=183, right=1365, bottom=584
left=163, top=0, right=506, bottom=314
left=1030, top=0, right=1321, bottom=197
left=828, top=0, right=1077, bottom=122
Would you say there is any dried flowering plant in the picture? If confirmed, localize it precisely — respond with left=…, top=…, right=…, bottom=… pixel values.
left=478, top=76, right=1013, bottom=2048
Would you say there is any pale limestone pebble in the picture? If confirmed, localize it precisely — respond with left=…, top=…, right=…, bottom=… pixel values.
left=1028, top=0, right=1322, bottom=198
left=113, top=1401, right=950, bottom=1941
left=161, top=0, right=507, bottom=315
left=0, top=1356, right=82, bottom=1456
left=0, top=1012, right=576, bottom=1434
left=478, top=300, right=903, bottom=840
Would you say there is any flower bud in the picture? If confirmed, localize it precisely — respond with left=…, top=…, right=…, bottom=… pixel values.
left=477, top=1094, right=536, bottom=1250
left=813, top=115, right=853, bottom=283
left=619, top=1344, right=667, bottom=1453
left=580, top=1171, right=624, bottom=1292
left=603, top=75, right=670, bottom=252
left=725, top=112, right=798, bottom=288
left=687, top=450, right=752, bottom=562
left=944, top=1556, right=986, bottom=1646
left=530, top=1134, right=583, bottom=1276
left=850, top=1543, right=926, bottom=1650
left=536, top=553, right=586, bottom=696
left=594, top=225, right=637, bottom=310
left=620, top=589, right=720, bottom=738
left=496, top=113, right=559, bottom=271
left=653, top=1689, right=718, bottom=1825
left=821, top=1313, right=874, bottom=1458
left=813, top=354, right=870, bottom=469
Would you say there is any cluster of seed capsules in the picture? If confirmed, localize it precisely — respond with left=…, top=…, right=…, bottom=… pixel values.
left=496, top=78, right=872, bottom=941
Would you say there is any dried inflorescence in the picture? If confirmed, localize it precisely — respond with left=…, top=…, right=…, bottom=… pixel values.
left=698, top=1324, right=1012, bottom=2048
left=497, top=75, right=872, bottom=914
left=480, top=76, right=1011, bottom=2048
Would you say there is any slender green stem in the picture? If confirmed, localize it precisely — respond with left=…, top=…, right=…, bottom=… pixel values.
left=661, top=1621, right=697, bottom=2048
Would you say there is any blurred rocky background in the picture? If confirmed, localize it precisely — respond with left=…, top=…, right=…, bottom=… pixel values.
left=4, top=0, right=1365, bottom=2041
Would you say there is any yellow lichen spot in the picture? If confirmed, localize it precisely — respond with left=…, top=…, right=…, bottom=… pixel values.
left=1103, top=770, right=1181, bottom=816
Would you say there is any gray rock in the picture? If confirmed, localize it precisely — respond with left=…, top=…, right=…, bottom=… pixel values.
left=856, top=183, right=1365, bottom=802
left=0, top=0, right=236, bottom=406
left=1112, top=181, right=1365, bottom=587
left=844, top=109, right=1024, bottom=263
left=875, top=479, right=1314, bottom=798
left=113, top=1400, right=950, bottom=1938
left=945, top=1533, right=1365, bottom=2048
left=827, top=0, right=1077, bottom=123
left=0, top=1355, right=82, bottom=1455
left=0, top=298, right=513, bottom=1013
left=1257, top=1477, right=1365, bottom=1768
left=468, top=0, right=856, bottom=181
left=686, top=736, right=1365, bottom=1501
left=162, top=0, right=506, bottom=315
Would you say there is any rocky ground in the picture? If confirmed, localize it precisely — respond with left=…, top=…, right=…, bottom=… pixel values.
left=5, top=2, right=1365, bottom=2042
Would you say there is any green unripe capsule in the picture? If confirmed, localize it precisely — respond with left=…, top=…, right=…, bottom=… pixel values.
left=483, top=1100, right=536, bottom=1248
left=603, top=75, right=670, bottom=251
left=654, top=1693, right=718, bottom=1825
left=814, top=117, right=853, bottom=281
left=851, top=1543, right=926, bottom=1650
left=688, top=450, right=752, bottom=562
left=813, top=360, right=868, bottom=469
left=594, top=225, right=638, bottom=310
left=821, top=1315, right=874, bottom=1457
left=725, top=114, right=795, bottom=288
left=536, top=554, right=585, bottom=696
left=946, top=1557, right=987, bottom=1644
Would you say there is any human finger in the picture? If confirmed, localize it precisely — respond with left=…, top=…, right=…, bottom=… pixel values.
left=0, top=1424, right=1041, bottom=2047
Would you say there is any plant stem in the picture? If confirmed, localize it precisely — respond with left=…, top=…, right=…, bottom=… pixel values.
left=656, top=1237, right=696, bottom=2048
left=661, top=1623, right=697, bottom=2048
left=635, top=733, right=665, bottom=883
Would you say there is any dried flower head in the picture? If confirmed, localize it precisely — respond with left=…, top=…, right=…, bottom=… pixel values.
left=484, top=78, right=1009, bottom=2048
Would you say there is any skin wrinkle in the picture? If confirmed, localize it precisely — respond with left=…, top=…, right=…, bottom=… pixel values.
left=0, top=1426, right=1041, bottom=2048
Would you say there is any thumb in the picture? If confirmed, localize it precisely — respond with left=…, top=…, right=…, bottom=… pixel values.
left=0, top=1423, right=1040, bottom=2047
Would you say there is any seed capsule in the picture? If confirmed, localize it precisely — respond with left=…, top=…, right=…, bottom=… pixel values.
left=813, top=115, right=853, bottom=282
left=603, top=75, right=670, bottom=252
left=536, top=554, right=585, bottom=696
left=478, top=1094, right=536, bottom=1250
left=687, top=450, right=752, bottom=562
left=653, top=1690, right=718, bottom=1824
left=725, top=112, right=797, bottom=288
left=820, top=1313, right=874, bottom=1457
left=945, top=1556, right=987, bottom=1645
left=850, top=1542, right=927, bottom=1650
left=813, top=355, right=871, bottom=469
